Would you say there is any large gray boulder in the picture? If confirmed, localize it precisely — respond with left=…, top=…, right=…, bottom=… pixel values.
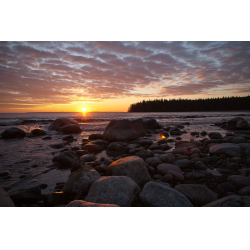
left=209, top=143, right=241, bottom=157
left=48, top=118, right=80, bottom=131
left=52, top=151, right=78, bottom=168
left=63, top=165, right=101, bottom=195
left=1, top=127, right=26, bottom=139
left=102, top=119, right=147, bottom=142
left=85, top=176, right=141, bottom=207
left=0, top=187, right=15, bottom=207
left=66, top=200, right=119, bottom=207
left=175, top=184, right=217, bottom=206
left=106, top=156, right=151, bottom=187
left=139, top=181, right=193, bottom=207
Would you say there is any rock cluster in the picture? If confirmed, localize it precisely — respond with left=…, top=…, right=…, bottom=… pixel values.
left=2, top=116, right=250, bottom=207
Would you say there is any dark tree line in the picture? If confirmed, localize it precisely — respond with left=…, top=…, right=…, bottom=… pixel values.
left=128, top=96, right=250, bottom=112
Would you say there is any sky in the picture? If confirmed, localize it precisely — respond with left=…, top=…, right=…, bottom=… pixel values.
left=0, top=41, right=250, bottom=113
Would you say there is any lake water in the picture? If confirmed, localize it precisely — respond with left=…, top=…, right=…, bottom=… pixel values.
left=0, top=111, right=250, bottom=194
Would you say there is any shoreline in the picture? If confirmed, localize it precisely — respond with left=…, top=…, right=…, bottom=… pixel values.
left=1, top=114, right=250, bottom=207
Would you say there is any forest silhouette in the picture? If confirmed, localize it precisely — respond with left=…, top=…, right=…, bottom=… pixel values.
left=128, top=96, right=250, bottom=112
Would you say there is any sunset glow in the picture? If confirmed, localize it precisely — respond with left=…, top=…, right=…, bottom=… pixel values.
left=82, top=107, right=87, bottom=112
left=0, top=41, right=250, bottom=113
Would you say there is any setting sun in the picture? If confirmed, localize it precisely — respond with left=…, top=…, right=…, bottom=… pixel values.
left=82, top=107, right=87, bottom=112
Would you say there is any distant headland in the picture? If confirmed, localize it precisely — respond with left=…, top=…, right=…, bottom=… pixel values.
left=128, top=96, right=250, bottom=112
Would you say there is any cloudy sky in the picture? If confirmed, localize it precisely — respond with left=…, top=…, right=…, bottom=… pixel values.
left=0, top=41, right=250, bottom=112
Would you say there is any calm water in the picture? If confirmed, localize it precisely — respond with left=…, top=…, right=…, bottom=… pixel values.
left=0, top=111, right=250, bottom=194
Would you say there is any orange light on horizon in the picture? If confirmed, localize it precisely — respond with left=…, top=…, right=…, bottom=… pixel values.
left=82, top=107, right=87, bottom=112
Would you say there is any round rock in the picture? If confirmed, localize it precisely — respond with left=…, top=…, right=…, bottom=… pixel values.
left=139, top=181, right=193, bottom=207
left=107, top=156, right=151, bottom=187
left=85, top=176, right=141, bottom=207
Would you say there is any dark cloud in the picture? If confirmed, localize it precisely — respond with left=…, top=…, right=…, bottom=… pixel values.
left=0, top=41, right=250, bottom=108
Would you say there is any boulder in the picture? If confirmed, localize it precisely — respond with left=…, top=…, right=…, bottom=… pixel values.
left=185, top=172, right=206, bottom=181
left=80, top=154, right=97, bottom=162
left=83, top=143, right=103, bottom=154
left=209, top=143, right=241, bottom=157
left=245, top=148, right=250, bottom=156
left=161, top=174, right=173, bottom=183
left=190, top=148, right=201, bottom=154
left=106, top=156, right=151, bottom=187
left=63, top=135, right=74, bottom=141
left=203, top=195, right=243, bottom=207
left=85, top=176, right=141, bottom=207
left=129, top=147, right=145, bottom=154
left=58, top=124, right=82, bottom=134
left=63, top=166, right=101, bottom=195
left=145, top=118, right=162, bottom=129
left=176, top=140, right=201, bottom=147
left=230, top=136, right=246, bottom=144
left=176, top=142, right=199, bottom=149
left=0, top=187, right=15, bottom=207
left=135, top=150, right=154, bottom=160
left=193, top=161, right=207, bottom=170
left=48, top=118, right=79, bottom=131
left=89, top=134, right=103, bottom=140
left=123, top=143, right=140, bottom=153
left=106, top=141, right=127, bottom=157
left=91, top=140, right=109, bottom=148
left=52, top=151, right=78, bottom=168
left=9, top=186, right=41, bottom=204
left=145, top=157, right=162, bottom=168
left=173, top=159, right=192, bottom=169
left=0, top=170, right=10, bottom=177
left=159, top=153, right=175, bottom=164
left=238, top=143, right=250, bottom=151
left=49, top=142, right=65, bottom=149
left=71, top=159, right=85, bottom=172
left=227, top=175, right=250, bottom=190
left=139, top=181, right=193, bottom=207
left=238, top=186, right=250, bottom=196
left=223, top=117, right=249, bottom=130
left=156, top=163, right=182, bottom=175
left=66, top=200, right=119, bottom=207
left=172, top=147, right=191, bottom=156
left=138, top=138, right=153, bottom=146
left=102, top=119, right=147, bottom=142
left=31, top=129, right=47, bottom=136
left=217, top=182, right=237, bottom=197
left=104, top=158, right=114, bottom=166
left=175, top=184, right=217, bottom=206
left=1, top=127, right=26, bottom=139
left=149, top=143, right=160, bottom=150
left=208, top=132, right=223, bottom=139
left=43, top=192, right=66, bottom=206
